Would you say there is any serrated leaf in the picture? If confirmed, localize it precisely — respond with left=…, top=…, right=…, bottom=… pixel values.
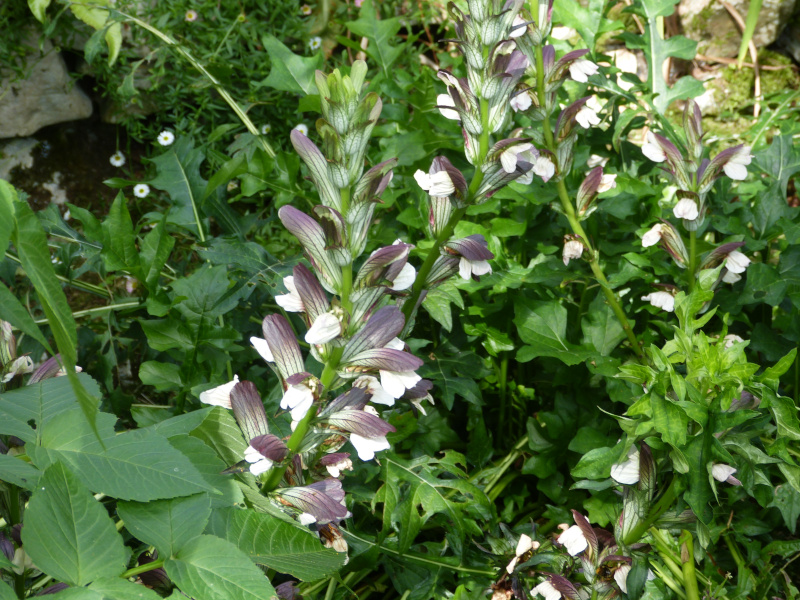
left=514, top=299, right=595, bottom=365
left=260, top=35, right=321, bottom=95
left=28, top=409, right=218, bottom=501
left=345, top=0, right=404, bottom=75
left=118, top=493, right=211, bottom=558
left=21, top=462, right=127, bottom=585
left=165, top=535, right=277, bottom=600
left=207, top=507, right=346, bottom=581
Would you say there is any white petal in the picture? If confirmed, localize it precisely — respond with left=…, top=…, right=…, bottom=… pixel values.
left=326, top=465, right=341, bottom=478
left=276, top=292, right=304, bottom=312
left=281, top=384, right=313, bottom=410
left=350, top=433, right=390, bottom=461
left=509, top=15, right=526, bottom=38
left=614, top=564, right=632, bottom=593
left=722, top=270, right=742, bottom=284
left=610, top=448, right=640, bottom=485
left=305, top=312, right=341, bottom=344
left=470, top=260, right=492, bottom=276
left=510, top=92, right=532, bottom=112
left=711, top=463, right=737, bottom=482
left=380, top=370, right=420, bottom=398
left=506, top=556, right=519, bottom=574
left=414, top=170, right=432, bottom=191
left=557, top=525, right=588, bottom=556
left=289, top=392, right=314, bottom=421
left=249, top=458, right=273, bottom=476
left=298, top=512, right=317, bottom=526
left=723, top=162, right=748, bottom=180
left=515, top=534, right=533, bottom=557
left=251, top=336, right=274, bottom=363
left=385, top=337, right=405, bottom=351
left=244, top=445, right=263, bottom=463
left=501, top=148, right=519, bottom=174
left=437, top=94, right=460, bottom=120
left=428, top=171, right=455, bottom=196
left=641, top=224, right=663, bottom=248
left=531, top=581, right=561, bottom=600
left=642, top=132, right=666, bottom=162
left=199, top=375, right=239, bottom=408
left=391, top=263, right=416, bottom=291
left=673, top=198, right=699, bottom=220
left=642, top=291, right=675, bottom=312
left=725, top=250, right=750, bottom=274
left=458, top=257, right=473, bottom=280
left=533, top=156, right=555, bottom=182
left=598, top=174, right=617, bottom=193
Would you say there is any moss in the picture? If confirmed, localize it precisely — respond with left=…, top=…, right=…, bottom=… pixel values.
left=711, top=49, right=800, bottom=115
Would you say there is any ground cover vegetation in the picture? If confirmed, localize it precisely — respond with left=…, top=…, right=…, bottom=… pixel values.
left=1, top=0, right=799, bottom=599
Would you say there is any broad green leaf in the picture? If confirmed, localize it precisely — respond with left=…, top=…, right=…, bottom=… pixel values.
left=581, top=295, right=626, bottom=356
left=21, top=462, right=127, bottom=585
left=118, top=493, right=211, bottom=558
left=260, top=35, right=322, bottom=95
left=28, top=409, right=218, bottom=501
left=0, top=180, right=16, bottom=254
left=422, top=280, right=464, bottom=332
left=146, top=137, right=207, bottom=236
left=140, top=219, right=175, bottom=291
left=571, top=446, right=619, bottom=479
left=552, top=0, right=604, bottom=50
left=139, top=361, right=183, bottom=391
left=0, top=373, right=100, bottom=443
left=740, top=263, right=787, bottom=306
left=140, top=319, right=194, bottom=352
left=207, top=507, right=346, bottom=581
left=88, top=578, right=162, bottom=600
left=770, top=484, right=800, bottom=534
left=165, top=535, right=278, bottom=600
left=650, top=394, right=687, bottom=447
left=101, top=191, right=141, bottom=275
left=763, top=390, right=800, bottom=441
left=168, top=434, right=244, bottom=508
left=345, top=0, right=404, bottom=75
left=189, top=406, right=248, bottom=468
left=514, top=299, right=595, bottom=365
left=0, top=284, right=51, bottom=357
left=0, top=453, right=41, bottom=489
left=27, top=0, right=51, bottom=22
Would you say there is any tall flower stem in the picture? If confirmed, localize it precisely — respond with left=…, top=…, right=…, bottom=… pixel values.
left=688, top=229, right=697, bottom=291
left=679, top=531, right=701, bottom=600
left=533, top=45, right=644, bottom=359
left=622, top=477, right=678, bottom=545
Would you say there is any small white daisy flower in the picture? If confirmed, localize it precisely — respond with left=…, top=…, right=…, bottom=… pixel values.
left=300, top=4, right=312, bottom=15
left=185, top=9, right=198, bottom=22
left=157, top=131, right=175, bottom=146
left=133, top=184, right=150, bottom=198
left=294, top=123, right=309, bottom=136
left=308, top=36, right=322, bottom=51
left=109, top=151, right=126, bottom=167
left=260, top=123, right=272, bottom=135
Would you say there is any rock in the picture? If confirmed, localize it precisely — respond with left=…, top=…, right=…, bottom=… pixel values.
left=0, top=138, right=38, bottom=180
left=679, top=0, right=798, bottom=58
left=0, top=36, right=92, bottom=139
left=776, top=13, right=800, bottom=63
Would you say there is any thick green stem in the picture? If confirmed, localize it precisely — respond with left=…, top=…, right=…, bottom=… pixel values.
left=688, top=229, right=697, bottom=291
left=622, top=477, right=678, bottom=545
left=679, top=531, right=701, bottom=600
left=533, top=45, right=643, bottom=358
left=121, top=558, right=166, bottom=579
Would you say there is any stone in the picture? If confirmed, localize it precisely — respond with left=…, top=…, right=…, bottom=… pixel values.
left=0, top=36, right=92, bottom=139
left=679, top=0, right=798, bottom=58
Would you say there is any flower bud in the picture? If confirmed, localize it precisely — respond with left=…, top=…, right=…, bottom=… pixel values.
left=562, top=235, right=584, bottom=266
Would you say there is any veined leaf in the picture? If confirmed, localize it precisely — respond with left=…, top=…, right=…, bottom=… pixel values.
left=0, top=453, right=41, bottom=490
left=345, top=0, right=405, bottom=76
left=259, top=35, right=322, bottom=95
left=514, top=299, right=595, bottom=365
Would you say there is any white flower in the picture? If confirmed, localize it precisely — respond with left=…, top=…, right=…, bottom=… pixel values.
left=300, top=4, right=312, bottom=15
left=380, top=369, right=421, bottom=399
left=575, top=104, right=600, bottom=129
left=510, top=91, right=532, bottom=112
left=711, top=463, right=742, bottom=485
left=157, top=131, right=175, bottom=146
left=350, top=433, right=390, bottom=461
left=325, top=456, right=353, bottom=478
left=410, top=393, right=435, bottom=416
left=501, top=143, right=535, bottom=174
left=516, top=534, right=535, bottom=557
left=308, top=36, right=322, bottom=51
left=724, top=334, right=745, bottom=348
left=723, top=146, right=752, bottom=180
left=275, top=276, right=304, bottom=312
left=531, top=581, right=561, bottom=600
left=244, top=445, right=273, bottom=476
left=614, top=564, right=632, bottom=593
left=642, top=291, right=675, bottom=312
left=227, top=180, right=239, bottom=192
left=642, top=131, right=666, bottom=163
left=11, top=548, right=35, bottom=575
left=551, top=26, right=576, bottom=40
left=305, top=312, right=341, bottom=344
left=260, top=123, right=272, bottom=135
left=722, top=270, right=742, bottom=284
left=610, top=447, right=640, bottom=485
left=725, top=250, right=750, bottom=274
left=642, top=224, right=663, bottom=248
left=587, top=154, right=608, bottom=168
left=1, top=356, right=33, bottom=383
left=251, top=336, right=274, bottom=363
left=437, top=94, right=460, bottom=120
left=133, top=184, right=150, bottom=198
left=109, top=151, right=125, bottom=167
left=414, top=169, right=455, bottom=196
left=458, top=257, right=492, bottom=280
left=509, top=15, right=527, bottom=38
left=532, top=156, right=555, bottom=182
left=673, top=198, right=699, bottom=220
left=55, top=365, right=82, bottom=377
left=391, top=263, right=416, bottom=291
left=562, top=240, right=584, bottom=266
left=557, top=525, right=588, bottom=556
left=598, top=173, right=617, bottom=193
left=385, top=337, right=405, bottom=351
left=298, top=512, right=317, bottom=526
left=294, top=123, right=309, bottom=136
left=185, top=9, right=198, bottom=21
left=281, top=383, right=315, bottom=421
left=199, top=375, right=240, bottom=409
left=569, top=58, right=599, bottom=83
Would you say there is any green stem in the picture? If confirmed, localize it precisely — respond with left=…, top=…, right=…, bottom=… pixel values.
left=34, top=301, right=142, bottom=324
left=651, top=562, right=688, bottom=600
left=5, top=251, right=111, bottom=298
left=622, top=477, right=678, bottom=545
left=532, top=45, right=643, bottom=359
left=679, top=531, right=701, bottom=600
left=688, top=229, right=697, bottom=291
left=323, top=577, right=337, bottom=600
left=121, top=558, right=166, bottom=579
left=8, top=486, right=25, bottom=600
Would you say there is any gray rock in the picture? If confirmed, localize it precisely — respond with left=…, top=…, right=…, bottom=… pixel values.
left=679, top=0, right=798, bottom=57
left=0, top=36, right=92, bottom=139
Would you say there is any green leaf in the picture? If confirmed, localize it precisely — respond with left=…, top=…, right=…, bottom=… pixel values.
left=27, top=0, right=50, bottom=21
left=189, top=406, right=248, bottom=469
left=572, top=446, right=620, bottom=479
left=763, top=389, right=800, bottom=441
left=167, top=434, right=244, bottom=508
left=259, top=35, right=322, bottom=95
left=650, top=394, right=687, bottom=447
left=21, top=462, right=127, bottom=585
left=422, top=280, right=463, bottom=332
left=87, top=578, right=162, bottom=600
left=0, top=582, right=15, bottom=600
left=101, top=191, right=141, bottom=275
left=0, top=373, right=100, bottom=443
left=581, top=295, right=626, bottom=356
left=345, top=0, right=405, bottom=75
left=0, top=282, right=53, bottom=353
left=514, top=299, right=595, bottom=365
left=118, top=494, right=211, bottom=558
left=770, top=484, right=800, bottom=534
left=0, top=180, right=17, bottom=254
left=140, top=319, right=194, bottom=352
left=207, top=507, right=346, bottom=581
left=28, top=409, right=218, bottom=501
left=0, top=453, right=41, bottom=490
left=552, top=0, right=604, bottom=50
left=139, top=219, right=175, bottom=291
left=139, top=361, right=184, bottom=391
left=165, top=535, right=278, bottom=600
left=146, top=138, right=207, bottom=236
left=740, top=263, right=787, bottom=306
